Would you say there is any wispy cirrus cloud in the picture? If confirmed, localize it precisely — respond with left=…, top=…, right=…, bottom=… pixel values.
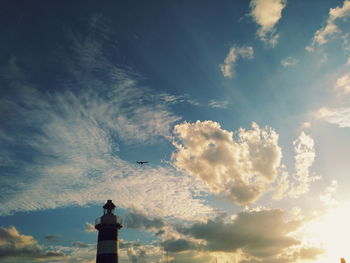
left=249, top=0, right=287, bottom=47
left=208, top=99, right=230, bottom=109
left=220, top=45, right=254, bottom=78
left=0, top=21, right=214, bottom=220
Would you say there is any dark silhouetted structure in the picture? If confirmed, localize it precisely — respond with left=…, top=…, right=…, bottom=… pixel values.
left=95, top=200, right=122, bottom=263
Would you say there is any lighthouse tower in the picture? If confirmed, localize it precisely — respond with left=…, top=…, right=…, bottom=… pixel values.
left=95, top=200, right=122, bottom=263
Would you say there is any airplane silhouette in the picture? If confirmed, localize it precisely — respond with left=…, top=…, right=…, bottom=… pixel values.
left=136, top=161, right=148, bottom=165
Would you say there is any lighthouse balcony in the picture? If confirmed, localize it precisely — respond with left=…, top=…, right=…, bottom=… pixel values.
left=95, top=215, right=122, bottom=227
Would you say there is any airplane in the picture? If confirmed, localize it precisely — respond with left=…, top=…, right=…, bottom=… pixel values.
left=136, top=161, right=148, bottom=165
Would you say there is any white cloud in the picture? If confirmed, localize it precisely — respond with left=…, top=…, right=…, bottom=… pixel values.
left=335, top=72, right=350, bottom=93
left=281, top=56, right=299, bottom=67
left=288, top=132, right=318, bottom=198
left=272, top=170, right=290, bottom=200
left=121, top=243, right=166, bottom=263
left=346, top=56, right=350, bottom=65
left=171, top=121, right=318, bottom=204
left=0, top=226, right=65, bottom=261
left=220, top=46, right=254, bottom=78
left=319, top=180, right=338, bottom=207
left=0, top=45, right=213, bottom=220
left=165, top=208, right=324, bottom=262
left=85, top=223, right=96, bottom=233
left=159, top=93, right=201, bottom=106
left=171, top=121, right=282, bottom=205
left=300, top=122, right=311, bottom=130
left=208, top=99, right=230, bottom=109
left=308, top=0, right=350, bottom=49
left=0, top=157, right=213, bottom=219
left=249, top=0, right=287, bottom=46
left=316, top=107, right=350, bottom=127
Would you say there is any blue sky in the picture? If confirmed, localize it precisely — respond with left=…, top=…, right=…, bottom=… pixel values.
left=1, top=0, right=350, bottom=262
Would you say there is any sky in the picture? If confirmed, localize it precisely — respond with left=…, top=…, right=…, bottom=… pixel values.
left=1, top=0, right=350, bottom=262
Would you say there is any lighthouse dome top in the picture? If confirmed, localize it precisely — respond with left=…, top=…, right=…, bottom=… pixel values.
left=103, top=200, right=116, bottom=210
left=102, top=200, right=117, bottom=215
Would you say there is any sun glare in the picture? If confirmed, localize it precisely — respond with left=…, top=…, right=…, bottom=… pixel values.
left=304, top=201, right=350, bottom=263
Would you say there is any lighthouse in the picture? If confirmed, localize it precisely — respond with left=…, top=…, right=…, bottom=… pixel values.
left=95, top=200, right=123, bottom=263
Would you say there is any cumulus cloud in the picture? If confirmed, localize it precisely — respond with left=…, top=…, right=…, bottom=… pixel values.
left=335, top=72, right=350, bottom=93
left=124, top=210, right=164, bottom=230
left=183, top=209, right=301, bottom=257
left=281, top=56, right=299, bottom=67
left=316, top=107, right=350, bottom=127
left=249, top=0, right=287, bottom=46
left=0, top=226, right=65, bottom=261
left=172, top=121, right=318, bottom=203
left=308, top=0, right=350, bottom=50
left=161, top=238, right=198, bottom=253
left=0, top=226, right=36, bottom=247
left=165, top=251, right=213, bottom=263
left=220, top=46, right=254, bottom=78
left=85, top=223, right=96, bottom=233
left=171, top=121, right=282, bottom=205
left=158, top=208, right=323, bottom=263
left=122, top=244, right=164, bottom=263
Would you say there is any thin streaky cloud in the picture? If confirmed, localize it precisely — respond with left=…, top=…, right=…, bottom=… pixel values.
left=0, top=33, right=214, bottom=220
left=208, top=99, right=230, bottom=109
left=281, top=56, right=299, bottom=67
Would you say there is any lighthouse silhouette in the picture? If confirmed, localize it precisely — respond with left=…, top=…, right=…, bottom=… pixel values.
left=95, top=200, right=122, bottom=263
